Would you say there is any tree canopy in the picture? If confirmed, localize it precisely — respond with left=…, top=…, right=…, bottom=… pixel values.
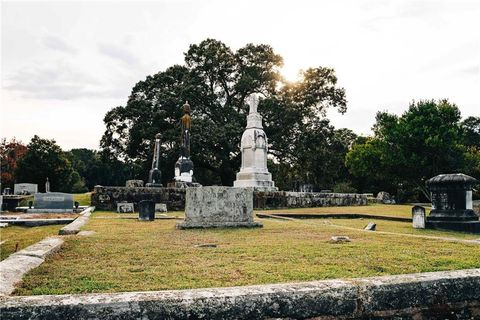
left=15, top=136, right=84, bottom=192
left=346, top=100, right=480, bottom=200
left=101, top=39, right=347, bottom=187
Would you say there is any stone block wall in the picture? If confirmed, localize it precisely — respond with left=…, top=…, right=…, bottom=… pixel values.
left=92, top=186, right=368, bottom=211
left=254, top=191, right=368, bottom=209
left=91, top=186, right=186, bottom=211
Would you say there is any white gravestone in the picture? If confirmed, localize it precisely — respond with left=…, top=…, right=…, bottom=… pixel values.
left=117, top=203, right=134, bottom=213
left=155, top=203, right=167, bottom=212
left=233, top=95, right=276, bottom=191
left=412, top=205, right=426, bottom=229
left=14, top=183, right=38, bottom=195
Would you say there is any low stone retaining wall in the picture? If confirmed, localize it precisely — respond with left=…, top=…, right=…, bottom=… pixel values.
left=0, top=237, right=64, bottom=296
left=257, top=212, right=411, bottom=222
left=58, top=207, right=95, bottom=235
left=92, top=186, right=368, bottom=211
left=254, top=191, right=368, bottom=209
left=1, top=269, right=478, bottom=319
left=92, top=186, right=186, bottom=211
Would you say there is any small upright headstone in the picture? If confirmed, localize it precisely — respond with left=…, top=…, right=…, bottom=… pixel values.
left=14, top=183, right=38, bottom=195
left=412, top=206, right=426, bottom=229
left=364, top=222, right=376, bottom=231
left=117, top=202, right=134, bottom=213
left=138, top=200, right=155, bottom=221
left=155, top=203, right=167, bottom=213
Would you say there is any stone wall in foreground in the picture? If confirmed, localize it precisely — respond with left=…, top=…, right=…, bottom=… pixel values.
left=92, top=186, right=368, bottom=211
left=1, top=268, right=479, bottom=319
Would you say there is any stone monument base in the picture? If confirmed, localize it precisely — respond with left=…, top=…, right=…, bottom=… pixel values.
left=167, top=181, right=201, bottom=188
left=426, top=220, right=480, bottom=234
left=176, top=186, right=262, bottom=229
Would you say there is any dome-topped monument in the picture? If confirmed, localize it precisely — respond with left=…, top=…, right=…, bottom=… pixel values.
left=234, top=95, right=276, bottom=191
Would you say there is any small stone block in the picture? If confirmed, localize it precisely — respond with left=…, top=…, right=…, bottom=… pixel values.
left=177, top=186, right=262, bottom=229
left=364, top=222, right=376, bottom=231
left=117, top=202, right=134, bottom=213
left=155, top=203, right=167, bottom=212
left=330, top=236, right=351, bottom=243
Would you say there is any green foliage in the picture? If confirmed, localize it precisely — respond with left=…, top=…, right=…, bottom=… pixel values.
left=100, top=39, right=347, bottom=186
left=15, top=136, right=80, bottom=192
left=0, top=138, right=28, bottom=189
left=333, top=182, right=357, bottom=193
left=346, top=100, right=478, bottom=200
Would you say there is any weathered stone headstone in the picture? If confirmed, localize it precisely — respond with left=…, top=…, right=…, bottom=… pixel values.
left=177, top=186, right=262, bottom=229
left=14, top=183, right=38, bottom=195
left=126, top=180, right=144, bottom=188
left=412, top=206, right=426, bottom=229
left=138, top=200, right=155, bottom=221
left=376, top=191, right=394, bottom=204
left=33, top=192, right=74, bottom=212
left=117, top=202, right=134, bottom=213
left=364, top=222, right=376, bottom=231
left=155, top=203, right=167, bottom=212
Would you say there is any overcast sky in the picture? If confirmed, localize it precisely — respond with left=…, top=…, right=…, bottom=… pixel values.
left=1, top=0, right=479, bottom=150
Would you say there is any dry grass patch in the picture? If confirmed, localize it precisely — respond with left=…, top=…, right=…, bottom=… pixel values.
left=14, top=211, right=480, bottom=295
left=256, top=204, right=429, bottom=218
left=0, top=225, right=62, bottom=260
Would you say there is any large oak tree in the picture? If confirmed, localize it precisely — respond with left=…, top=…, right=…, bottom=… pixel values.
left=101, top=39, right=347, bottom=186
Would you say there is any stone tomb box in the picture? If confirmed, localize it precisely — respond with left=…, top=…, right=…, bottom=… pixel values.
left=177, top=186, right=262, bottom=229
left=426, top=173, right=479, bottom=233
left=33, top=192, right=74, bottom=212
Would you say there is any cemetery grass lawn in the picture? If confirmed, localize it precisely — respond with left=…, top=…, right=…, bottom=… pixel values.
left=74, top=192, right=92, bottom=206
left=257, top=204, right=429, bottom=218
left=0, top=225, right=62, bottom=261
left=14, top=211, right=480, bottom=295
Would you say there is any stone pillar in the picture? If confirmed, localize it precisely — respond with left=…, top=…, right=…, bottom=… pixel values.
left=233, top=95, right=276, bottom=191
left=146, top=133, right=163, bottom=187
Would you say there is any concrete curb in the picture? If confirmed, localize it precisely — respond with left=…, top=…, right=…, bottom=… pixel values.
left=0, top=218, right=75, bottom=227
left=1, top=268, right=479, bottom=319
left=58, top=207, right=95, bottom=235
left=0, top=237, right=64, bottom=296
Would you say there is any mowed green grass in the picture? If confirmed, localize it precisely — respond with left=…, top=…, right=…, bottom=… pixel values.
left=74, top=192, right=92, bottom=206
left=14, top=211, right=480, bottom=295
left=256, top=203, right=429, bottom=218
left=0, top=225, right=62, bottom=261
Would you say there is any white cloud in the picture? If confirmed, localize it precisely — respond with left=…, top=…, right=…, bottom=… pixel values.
left=1, top=0, right=479, bottom=149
